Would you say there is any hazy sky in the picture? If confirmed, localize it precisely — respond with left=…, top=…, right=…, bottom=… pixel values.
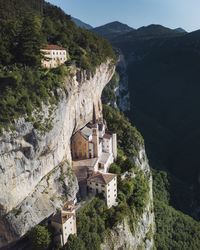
left=47, top=0, right=200, bottom=32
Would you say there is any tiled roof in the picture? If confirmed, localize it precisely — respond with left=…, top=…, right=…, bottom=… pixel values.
left=42, top=44, right=66, bottom=50
left=99, top=152, right=111, bottom=165
left=87, top=172, right=116, bottom=185
left=51, top=211, right=74, bottom=224
left=81, top=126, right=92, bottom=139
left=103, top=133, right=112, bottom=140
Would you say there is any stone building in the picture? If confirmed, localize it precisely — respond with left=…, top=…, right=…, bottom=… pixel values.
left=87, top=172, right=117, bottom=208
left=41, top=45, right=68, bottom=68
left=51, top=201, right=77, bottom=247
left=71, top=120, right=117, bottom=173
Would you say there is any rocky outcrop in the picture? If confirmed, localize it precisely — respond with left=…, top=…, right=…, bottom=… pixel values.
left=101, top=147, right=155, bottom=250
left=0, top=61, right=115, bottom=247
left=116, top=53, right=130, bottom=112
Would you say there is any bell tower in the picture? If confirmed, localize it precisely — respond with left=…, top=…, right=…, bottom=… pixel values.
left=92, top=124, right=99, bottom=158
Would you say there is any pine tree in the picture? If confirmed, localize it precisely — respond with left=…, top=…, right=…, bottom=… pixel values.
left=16, top=14, right=43, bottom=66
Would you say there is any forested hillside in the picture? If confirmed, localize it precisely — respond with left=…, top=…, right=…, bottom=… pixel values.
left=0, top=0, right=115, bottom=133
left=94, top=21, right=200, bottom=248
left=103, top=24, right=200, bottom=212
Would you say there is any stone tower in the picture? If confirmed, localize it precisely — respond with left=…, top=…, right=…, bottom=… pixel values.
left=92, top=124, right=99, bottom=158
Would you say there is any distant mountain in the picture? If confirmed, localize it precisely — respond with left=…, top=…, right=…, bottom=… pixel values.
left=174, top=27, right=187, bottom=33
left=92, top=21, right=134, bottom=40
left=111, top=25, right=200, bottom=192
left=72, top=17, right=93, bottom=29
left=109, top=24, right=186, bottom=45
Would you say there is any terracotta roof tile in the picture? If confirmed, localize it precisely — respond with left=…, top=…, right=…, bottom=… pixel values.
left=103, top=133, right=112, bottom=140
left=42, top=44, right=66, bottom=50
left=87, top=172, right=116, bottom=185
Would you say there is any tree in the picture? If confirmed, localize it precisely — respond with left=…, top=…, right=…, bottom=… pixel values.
left=109, top=163, right=121, bottom=175
left=65, top=235, right=85, bottom=250
left=16, top=14, right=44, bottom=66
left=29, top=225, right=51, bottom=250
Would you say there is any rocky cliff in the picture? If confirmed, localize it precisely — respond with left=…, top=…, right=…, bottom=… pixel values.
left=0, top=61, right=115, bottom=247
left=102, top=146, right=154, bottom=250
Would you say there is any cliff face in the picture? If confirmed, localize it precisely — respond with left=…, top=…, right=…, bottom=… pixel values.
left=101, top=146, right=155, bottom=250
left=0, top=61, right=115, bottom=247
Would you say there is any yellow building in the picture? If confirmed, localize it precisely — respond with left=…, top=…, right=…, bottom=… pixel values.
left=51, top=201, right=77, bottom=247
left=41, top=44, right=68, bottom=68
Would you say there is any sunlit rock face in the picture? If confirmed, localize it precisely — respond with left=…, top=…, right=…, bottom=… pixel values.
left=101, top=146, right=155, bottom=250
left=0, top=61, right=115, bottom=247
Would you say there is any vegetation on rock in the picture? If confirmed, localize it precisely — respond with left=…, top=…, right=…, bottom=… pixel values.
left=65, top=106, right=149, bottom=249
left=153, top=169, right=200, bottom=250
left=0, top=0, right=116, bottom=133
left=29, top=225, right=51, bottom=250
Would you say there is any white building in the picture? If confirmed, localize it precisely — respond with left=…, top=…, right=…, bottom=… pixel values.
left=87, top=172, right=117, bottom=208
left=51, top=201, right=77, bottom=247
left=41, top=44, right=68, bottom=68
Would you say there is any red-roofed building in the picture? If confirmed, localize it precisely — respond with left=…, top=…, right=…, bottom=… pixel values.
left=41, top=44, right=69, bottom=68
left=87, top=172, right=117, bottom=208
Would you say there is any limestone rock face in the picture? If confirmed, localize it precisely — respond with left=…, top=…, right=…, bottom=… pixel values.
left=101, top=146, right=155, bottom=250
left=0, top=61, right=115, bottom=247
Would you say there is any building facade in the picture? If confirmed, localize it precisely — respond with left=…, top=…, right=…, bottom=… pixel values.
left=87, top=172, right=117, bottom=208
left=51, top=202, right=77, bottom=246
left=71, top=120, right=117, bottom=173
left=41, top=45, right=68, bottom=68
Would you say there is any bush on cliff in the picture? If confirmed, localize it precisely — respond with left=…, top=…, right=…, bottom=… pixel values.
left=29, top=225, right=51, bottom=250
left=0, top=1, right=116, bottom=132
left=65, top=106, right=149, bottom=249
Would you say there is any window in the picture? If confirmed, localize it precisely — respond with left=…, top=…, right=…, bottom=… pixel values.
left=96, top=183, right=98, bottom=186
left=108, top=183, right=110, bottom=186
left=108, top=189, right=110, bottom=192
left=108, top=195, right=110, bottom=198
left=114, top=194, right=117, bottom=197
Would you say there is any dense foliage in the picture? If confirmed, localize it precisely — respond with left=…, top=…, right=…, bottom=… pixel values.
left=29, top=225, right=51, bottom=250
left=103, top=105, right=143, bottom=157
left=109, top=24, right=200, bottom=200
left=0, top=0, right=116, bottom=132
left=153, top=169, right=200, bottom=249
left=65, top=106, right=149, bottom=250
left=0, top=65, right=67, bottom=133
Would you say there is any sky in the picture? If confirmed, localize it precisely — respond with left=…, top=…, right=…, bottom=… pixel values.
left=47, top=0, right=200, bottom=32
